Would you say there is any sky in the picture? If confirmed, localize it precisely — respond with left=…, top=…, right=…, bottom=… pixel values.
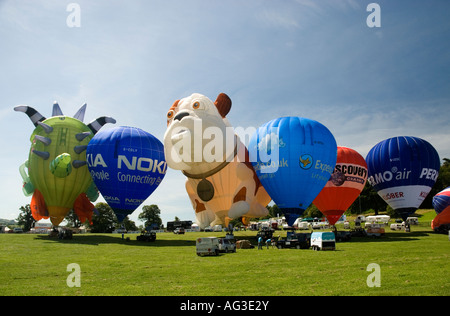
left=0, top=0, right=449, bottom=226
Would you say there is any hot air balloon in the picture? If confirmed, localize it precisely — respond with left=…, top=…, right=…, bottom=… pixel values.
left=366, top=136, right=440, bottom=226
left=431, top=187, right=450, bottom=231
left=164, top=93, right=271, bottom=229
left=86, top=126, right=167, bottom=222
left=313, top=146, right=368, bottom=226
left=249, top=116, right=337, bottom=226
left=15, top=102, right=116, bottom=225
left=432, top=187, right=450, bottom=214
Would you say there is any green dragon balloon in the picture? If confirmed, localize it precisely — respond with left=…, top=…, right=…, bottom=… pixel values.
left=15, top=102, right=116, bottom=225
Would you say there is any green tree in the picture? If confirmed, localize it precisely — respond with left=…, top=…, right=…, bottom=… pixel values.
left=88, top=202, right=117, bottom=233
left=266, top=204, right=281, bottom=218
left=138, top=205, right=163, bottom=229
left=440, top=158, right=450, bottom=188
left=348, top=182, right=386, bottom=215
left=65, top=210, right=84, bottom=228
left=16, top=204, right=35, bottom=232
left=120, top=216, right=138, bottom=231
left=304, top=203, right=323, bottom=219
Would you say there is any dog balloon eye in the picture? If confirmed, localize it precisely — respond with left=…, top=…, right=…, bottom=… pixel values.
left=192, top=101, right=200, bottom=109
left=167, top=110, right=174, bottom=119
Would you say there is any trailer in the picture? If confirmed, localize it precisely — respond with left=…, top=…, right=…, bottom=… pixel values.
left=311, top=232, right=335, bottom=251
left=276, top=232, right=310, bottom=249
left=366, top=223, right=385, bottom=238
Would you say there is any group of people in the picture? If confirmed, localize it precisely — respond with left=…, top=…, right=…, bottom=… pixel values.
left=257, top=236, right=276, bottom=249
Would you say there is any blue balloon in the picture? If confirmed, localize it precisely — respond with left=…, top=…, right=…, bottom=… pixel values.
left=432, top=187, right=450, bottom=215
left=366, top=136, right=440, bottom=220
left=86, top=126, right=167, bottom=222
left=249, top=117, right=337, bottom=226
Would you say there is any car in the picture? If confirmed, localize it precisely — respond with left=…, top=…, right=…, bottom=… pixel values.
left=13, top=228, right=23, bottom=233
left=218, top=238, right=236, bottom=253
left=174, top=227, right=185, bottom=234
left=390, top=223, right=404, bottom=231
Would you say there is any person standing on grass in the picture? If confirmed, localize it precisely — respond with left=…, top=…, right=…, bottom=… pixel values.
left=258, top=236, right=263, bottom=250
left=266, top=238, right=271, bottom=249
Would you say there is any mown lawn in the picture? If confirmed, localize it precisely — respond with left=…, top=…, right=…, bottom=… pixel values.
left=0, top=216, right=449, bottom=296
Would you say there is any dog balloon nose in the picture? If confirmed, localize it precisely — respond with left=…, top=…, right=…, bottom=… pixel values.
left=174, top=112, right=190, bottom=121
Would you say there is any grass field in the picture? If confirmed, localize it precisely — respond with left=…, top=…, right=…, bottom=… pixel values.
left=1, top=210, right=449, bottom=296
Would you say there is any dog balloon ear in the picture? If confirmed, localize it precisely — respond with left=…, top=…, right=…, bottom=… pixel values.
left=214, top=93, right=232, bottom=118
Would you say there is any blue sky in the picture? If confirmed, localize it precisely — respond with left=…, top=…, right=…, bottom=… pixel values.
left=1, top=0, right=449, bottom=225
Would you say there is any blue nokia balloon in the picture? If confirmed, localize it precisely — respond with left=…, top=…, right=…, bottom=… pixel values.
left=86, top=126, right=167, bottom=222
left=366, top=136, right=440, bottom=221
left=249, top=117, right=337, bottom=226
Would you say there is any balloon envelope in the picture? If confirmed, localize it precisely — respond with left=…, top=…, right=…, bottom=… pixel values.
left=15, top=103, right=115, bottom=225
left=86, top=126, right=167, bottom=222
left=249, top=116, right=337, bottom=226
left=431, top=187, right=450, bottom=231
left=313, top=147, right=368, bottom=225
left=27, top=117, right=94, bottom=225
left=366, top=136, right=440, bottom=220
left=432, top=187, right=450, bottom=215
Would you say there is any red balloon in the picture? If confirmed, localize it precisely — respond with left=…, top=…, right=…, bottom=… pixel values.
left=313, top=147, right=368, bottom=225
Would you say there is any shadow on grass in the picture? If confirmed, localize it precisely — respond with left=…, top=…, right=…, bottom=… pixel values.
left=33, top=234, right=196, bottom=247
left=348, top=231, right=430, bottom=243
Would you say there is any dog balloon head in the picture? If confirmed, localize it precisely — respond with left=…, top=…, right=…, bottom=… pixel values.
left=164, top=93, right=235, bottom=174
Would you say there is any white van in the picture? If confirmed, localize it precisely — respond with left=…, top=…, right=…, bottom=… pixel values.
left=406, top=217, right=419, bottom=225
left=196, top=237, right=220, bottom=256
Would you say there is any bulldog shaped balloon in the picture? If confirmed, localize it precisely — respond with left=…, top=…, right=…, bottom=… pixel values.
left=164, top=93, right=271, bottom=228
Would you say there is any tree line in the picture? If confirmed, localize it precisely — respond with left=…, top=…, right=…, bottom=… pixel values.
left=16, top=203, right=164, bottom=233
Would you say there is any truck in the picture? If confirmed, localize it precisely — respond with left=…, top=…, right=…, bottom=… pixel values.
left=311, top=232, right=336, bottom=251
left=173, top=227, right=185, bottom=234
left=196, top=237, right=220, bottom=256
left=276, top=232, right=310, bottom=249
left=335, top=230, right=352, bottom=242
left=136, top=231, right=156, bottom=242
